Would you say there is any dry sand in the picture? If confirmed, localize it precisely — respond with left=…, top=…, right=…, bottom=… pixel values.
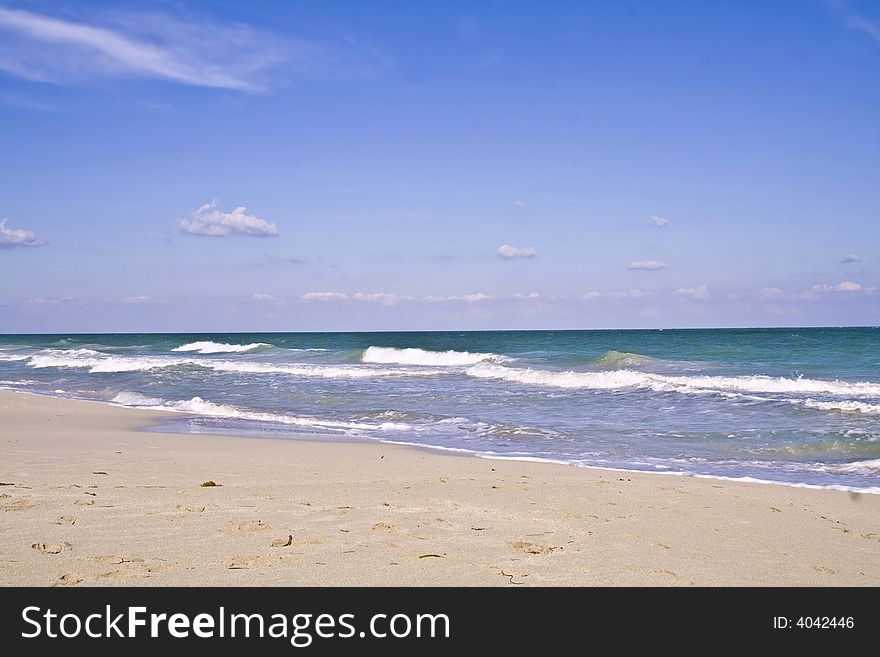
left=1, top=390, right=878, bottom=586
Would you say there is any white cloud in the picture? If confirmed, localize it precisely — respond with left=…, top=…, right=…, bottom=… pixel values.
left=756, top=287, right=784, bottom=300
left=0, top=218, right=44, bottom=249
left=178, top=201, right=278, bottom=237
left=628, top=260, right=667, bottom=271
left=583, top=289, right=650, bottom=300
left=496, top=244, right=536, bottom=259
left=650, top=215, right=670, bottom=226
left=675, top=285, right=710, bottom=300
left=422, top=293, right=491, bottom=303
left=840, top=254, right=860, bottom=264
left=513, top=201, right=527, bottom=211
left=607, top=289, right=650, bottom=299
left=121, top=295, right=151, bottom=303
left=843, top=13, right=880, bottom=42
left=353, top=292, right=410, bottom=306
left=0, top=7, right=389, bottom=94
left=812, top=281, right=872, bottom=293
left=513, top=292, right=540, bottom=299
left=0, top=7, right=295, bottom=92
left=301, top=291, right=347, bottom=301
left=252, top=293, right=273, bottom=301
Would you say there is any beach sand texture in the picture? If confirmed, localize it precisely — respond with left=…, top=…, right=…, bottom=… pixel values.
left=1, top=391, right=878, bottom=586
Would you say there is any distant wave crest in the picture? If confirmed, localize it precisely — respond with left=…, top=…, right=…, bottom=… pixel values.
left=171, top=341, right=269, bottom=354
left=28, top=349, right=444, bottom=379
left=465, top=363, right=880, bottom=397
left=362, top=346, right=506, bottom=366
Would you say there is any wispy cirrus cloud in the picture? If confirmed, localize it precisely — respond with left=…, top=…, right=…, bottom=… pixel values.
left=496, top=244, right=536, bottom=259
left=627, top=259, right=667, bottom=271
left=0, top=6, right=384, bottom=93
left=827, top=0, right=880, bottom=43
left=0, top=218, right=45, bottom=249
left=178, top=201, right=278, bottom=237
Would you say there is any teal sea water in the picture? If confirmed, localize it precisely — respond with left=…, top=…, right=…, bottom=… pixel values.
left=1, top=328, right=878, bottom=491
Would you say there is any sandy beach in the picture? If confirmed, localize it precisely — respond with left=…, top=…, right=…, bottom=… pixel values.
left=1, top=389, right=878, bottom=586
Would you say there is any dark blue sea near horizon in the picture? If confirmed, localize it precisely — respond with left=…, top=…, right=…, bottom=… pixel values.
left=1, top=328, right=878, bottom=492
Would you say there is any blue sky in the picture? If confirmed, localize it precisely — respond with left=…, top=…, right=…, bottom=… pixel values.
left=0, top=0, right=878, bottom=332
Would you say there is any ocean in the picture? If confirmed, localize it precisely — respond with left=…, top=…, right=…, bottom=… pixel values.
left=1, top=328, right=878, bottom=492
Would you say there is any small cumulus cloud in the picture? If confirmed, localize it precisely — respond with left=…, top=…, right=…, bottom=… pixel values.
left=839, top=254, right=860, bottom=264
left=178, top=201, right=278, bottom=237
left=628, top=260, right=667, bottom=271
left=649, top=215, right=670, bottom=227
left=756, top=287, right=784, bottom=300
left=675, top=285, right=710, bottom=300
left=122, top=295, right=152, bottom=303
left=252, top=293, right=274, bottom=301
left=423, top=293, right=491, bottom=303
left=0, top=218, right=45, bottom=249
left=811, top=281, right=874, bottom=294
left=353, top=292, right=410, bottom=306
left=513, top=292, right=540, bottom=299
left=496, top=244, right=537, bottom=259
left=583, top=289, right=650, bottom=300
left=301, top=291, right=347, bottom=301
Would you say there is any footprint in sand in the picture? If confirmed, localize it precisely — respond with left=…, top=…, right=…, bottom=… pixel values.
left=32, top=542, right=72, bottom=555
left=2, top=497, right=37, bottom=512
left=226, top=554, right=298, bottom=569
left=220, top=520, right=271, bottom=536
left=372, top=522, right=396, bottom=532
left=813, top=566, right=836, bottom=574
left=269, top=535, right=293, bottom=548
left=176, top=504, right=206, bottom=513
left=74, top=499, right=95, bottom=506
left=55, top=516, right=77, bottom=525
left=54, top=573, right=83, bottom=587
left=510, top=541, right=551, bottom=555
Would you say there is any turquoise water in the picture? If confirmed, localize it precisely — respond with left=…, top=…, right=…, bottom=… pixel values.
left=1, top=328, right=878, bottom=491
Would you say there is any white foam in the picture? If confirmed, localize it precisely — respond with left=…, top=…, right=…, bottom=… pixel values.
left=818, top=459, right=880, bottom=475
left=801, top=399, right=880, bottom=414
left=112, top=394, right=414, bottom=433
left=25, top=349, right=442, bottom=379
left=465, top=363, right=880, bottom=397
left=110, top=391, right=164, bottom=406
left=362, top=346, right=506, bottom=366
left=0, top=353, right=29, bottom=361
left=28, top=349, right=187, bottom=373
left=171, top=341, right=269, bottom=354
left=203, top=360, right=442, bottom=379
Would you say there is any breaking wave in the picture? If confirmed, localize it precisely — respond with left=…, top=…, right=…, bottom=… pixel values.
left=171, top=341, right=270, bottom=354
left=110, top=393, right=413, bottom=433
left=465, top=363, right=880, bottom=397
left=362, top=346, right=506, bottom=366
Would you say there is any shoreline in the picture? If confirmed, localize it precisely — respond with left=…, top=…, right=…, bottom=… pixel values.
left=1, top=389, right=879, bottom=586
left=8, top=386, right=880, bottom=495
